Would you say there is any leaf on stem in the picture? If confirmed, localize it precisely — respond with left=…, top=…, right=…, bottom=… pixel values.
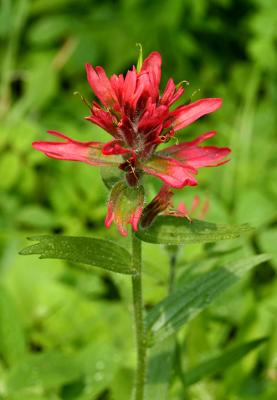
left=136, top=216, right=253, bottom=245
left=20, top=235, right=134, bottom=275
left=146, top=254, right=271, bottom=343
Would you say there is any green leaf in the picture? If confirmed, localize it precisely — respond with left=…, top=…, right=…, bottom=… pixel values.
left=20, top=236, right=134, bottom=275
left=0, top=286, right=26, bottom=367
left=6, top=351, right=81, bottom=393
left=136, top=216, right=253, bottom=245
left=146, top=254, right=271, bottom=343
left=144, top=337, right=175, bottom=400
left=183, top=337, right=268, bottom=386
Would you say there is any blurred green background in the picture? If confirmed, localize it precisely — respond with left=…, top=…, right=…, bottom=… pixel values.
left=0, top=0, right=276, bottom=399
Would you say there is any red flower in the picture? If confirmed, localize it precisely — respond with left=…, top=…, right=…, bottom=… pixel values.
left=141, top=186, right=209, bottom=228
left=175, top=196, right=209, bottom=221
left=33, top=51, right=230, bottom=235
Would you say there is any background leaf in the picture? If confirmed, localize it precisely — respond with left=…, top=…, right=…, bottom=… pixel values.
left=20, top=235, right=134, bottom=275
left=144, top=337, right=175, bottom=400
left=146, top=254, right=271, bottom=343
left=0, top=285, right=26, bottom=367
left=6, top=351, right=81, bottom=394
left=183, top=337, right=268, bottom=386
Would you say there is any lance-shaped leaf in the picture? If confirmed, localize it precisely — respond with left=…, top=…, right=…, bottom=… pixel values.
left=183, top=337, right=268, bottom=386
left=146, top=254, right=271, bottom=343
left=20, top=236, right=134, bottom=275
left=136, top=216, right=253, bottom=244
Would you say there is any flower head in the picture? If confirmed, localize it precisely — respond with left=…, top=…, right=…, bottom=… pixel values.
left=33, top=50, right=230, bottom=235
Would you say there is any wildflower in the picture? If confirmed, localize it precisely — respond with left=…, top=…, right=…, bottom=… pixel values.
left=141, top=185, right=209, bottom=228
left=33, top=51, right=230, bottom=235
left=175, top=196, right=209, bottom=221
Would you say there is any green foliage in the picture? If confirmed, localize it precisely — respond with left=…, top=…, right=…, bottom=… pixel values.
left=0, top=286, right=26, bottom=367
left=6, top=351, right=81, bottom=394
left=146, top=254, right=271, bottom=343
left=0, top=0, right=276, bottom=398
left=136, top=217, right=253, bottom=245
left=20, top=235, right=134, bottom=274
left=144, top=338, right=175, bottom=400
left=183, top=337, right=268, bottom=386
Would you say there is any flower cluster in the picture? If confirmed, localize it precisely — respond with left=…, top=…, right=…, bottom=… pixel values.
left=33, top=51, right=230, bottom=236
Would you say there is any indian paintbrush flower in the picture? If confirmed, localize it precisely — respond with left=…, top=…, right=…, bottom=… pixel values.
left=33, top=51, right=230, bottom=236
left=140, top=185, right=209, bottom=228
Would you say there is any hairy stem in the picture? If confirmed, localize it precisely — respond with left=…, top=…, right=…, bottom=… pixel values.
left=132, top=233, right=146, bottom=400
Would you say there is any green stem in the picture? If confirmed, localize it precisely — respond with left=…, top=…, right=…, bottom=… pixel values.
left=132, top=233, right=146, bottom=400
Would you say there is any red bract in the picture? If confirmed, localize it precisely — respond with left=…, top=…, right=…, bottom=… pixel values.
left=141, top=186, right=209, bottom=228
left=33, top=51, right=230, bottom=235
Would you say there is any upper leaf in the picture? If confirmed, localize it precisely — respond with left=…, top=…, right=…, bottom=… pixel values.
left=146, top=254, right=271, bottom=343
left=20, top=235, right=134, bottom=275
left=136, top=216, right=253, bottom=244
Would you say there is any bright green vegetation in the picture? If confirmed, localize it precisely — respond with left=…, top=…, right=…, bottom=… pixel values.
left=0, top=0, right=276, bottom=399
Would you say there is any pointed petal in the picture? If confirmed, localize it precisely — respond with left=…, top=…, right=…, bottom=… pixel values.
left=32, top=130, right=121, bottom=167
left=139, top=52, right=162, bottom=100
left=123, top=68, right=137, bottom=104
left=85, top=64, right=118, bottom=107
left=190, top=195, right=200, bottom=213
left=85, top=102, right=118, bottom=136
left=140, top=51, right=162, bottom=87
left=177, top=202, right=189, bottom=215
left=142, top=155, right=198, bottom=189
left=180, top=146, right=231, bottom=168
left=110, top=73, right=125, bottom=108
left=158, top=131, right=231, bottom=168
left=159, top=131, right=217, bottom=156
left=171, top=98, right=222, bottom=131
left=199, top=199, right=209, bottom=220
left=161, top=78, right=184, bottom=106
left=138, top=104, right=169, bottom=133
